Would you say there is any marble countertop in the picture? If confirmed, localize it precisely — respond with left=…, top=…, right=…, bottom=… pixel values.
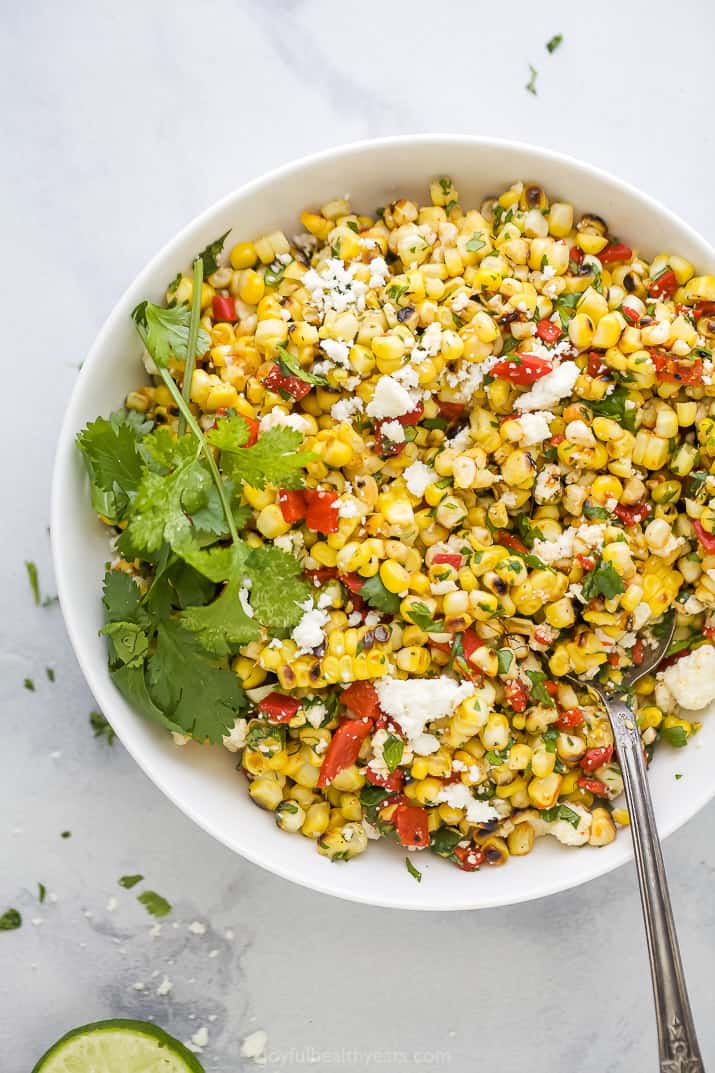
left=2, top=1, right=714, bottom=1069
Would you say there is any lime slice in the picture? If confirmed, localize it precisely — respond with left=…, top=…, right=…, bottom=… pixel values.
left=32, top=1019, right=205, bottom=1073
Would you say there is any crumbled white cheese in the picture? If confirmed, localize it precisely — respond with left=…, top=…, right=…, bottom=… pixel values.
left=347, top=611, right=362, bottom=627
left=291, top=597, right=331, bottom=654
left=447, top=426, right=472, bottom=451
left=364, top=611, right=381, bottom=628
left=542, top=265, right=556, bottom=279
left=430, top=579, right=457, bottom=595
left=532, top=523, right=604, bottom=564
left=156, top=975, right=173, bottom=996
left=451, top=291, right=470, bottom=313
left=392, top=362, right=420, bottom=389
left=374, top=676, right=477, bottom=747
left=380, top=419, right=406, bottom=443
left=330, top=396, right=364, bottom=423
left=338, top=498, right=360, bottom=518
left=321, top=338, right=350, bottom=365
left=191, top=1027, right=209, bottom=1051
left=517, top=411, right=553, bottom=445
left=259, top=408, right=311, bottom=434
left=303, top=258, right=367, bottom=314
left=223, top=717, right=248, bottom=752
left=534, top=464, right=562, bottom=504
left=404, top=460, right=437, bottom=498
left=514, top=360, right=580, bottom=412
left=412, top=732, right=440, bottom=755
left=662, top=645, right=715, bottom=710
left=523, top=804, right=592, bottom=846
left=188, top=921, right=206, bottom=935
left=435, top=783, right=499, bottom=824
left=366, top=375, right=418, bottom=419
left=368, top=256, right=390, bottom=288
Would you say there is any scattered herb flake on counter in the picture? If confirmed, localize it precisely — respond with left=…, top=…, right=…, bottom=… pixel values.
left=0, top=909, right=21, bottom=931
left=405, top=857, right=422, bottom=883
left=526, top=64, right=538, bottom=95
left=118, top=874, right=144, bottom=889
left=25, top=560, right=40, bottom=604
left=60, top=831, right=71, bottom=839
left=37, top=883, right=46, bottom=904
left=90, top=710, right=116, bottom=745
left=24, top=678, right=35, bottom=691
left=675, top=772, right=684, bottom=780
left=45, top=667, right=55, bottom=682
left=137, top=891, right=172, bottom=918
left=546, top=33, right=563, bottom=52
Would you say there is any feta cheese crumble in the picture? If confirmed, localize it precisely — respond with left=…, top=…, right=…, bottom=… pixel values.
left=374, top=676, right=477, bottom=748
left=436, top=783, right=499, bottom=824
left=366, top=375, right=418, bottom=419
left=662, top=645, right=715, bottom=710
left=514, top=360, right=580, bottom=412
left=404, top=460, right=437, bottom=498
left=291, top=594, right=331, bottom=653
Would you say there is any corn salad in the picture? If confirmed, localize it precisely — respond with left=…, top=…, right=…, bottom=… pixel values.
left=88, top=177, right=715, bottom=874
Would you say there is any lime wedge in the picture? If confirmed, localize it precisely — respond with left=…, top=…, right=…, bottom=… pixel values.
left=32, top=1019, right=205, bottom=1073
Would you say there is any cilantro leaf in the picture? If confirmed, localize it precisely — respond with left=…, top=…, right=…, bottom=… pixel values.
left=429, top=827, right=463, bottom=858
left=90, top=710, right=116, bottom=744
left=0, top=908, right=21, bottom=931
left=406, top=601, right=445, bottom=633
left=581, top=558, right=626, bottom=601
left=276, top=345, right=327, bottom=386
left=37, top=883, right=46, bottom=903
left=541, top=804, right=581, bottom=829
left=25, top=561, right=40, bottom=605
left=497, top=649, right=514, bottom=674
left=76, top=411, right=150, bottom=523
left=110, top=663, right=185, bottom=737
left=137, top=890, right=172, bottom=917
left=661, top=725, right=688, bottom=748
left=179, top=544, right=261, bottom=654
left=525, top=670, right=555, bottom=707
left=24, top=677, right=35, bottom=691
left=405, top=857, right=422, bottom=882
left=466, top=234, right=486, bottom=253
left=359, top=574, right=401, bottom=615
left=125, top=457, right=220, bottom=556
left=383, top=734, right=404, bottom=773
left=246, top=545, right=312, bottom=630
left=546, top=33, right=563, bottom=52
left=177, top=543, right=236, bottom=584
left=525, top=64, right=538, bottom=95
left=583, top=503, right=610, bottom=520
left=118, top=874, right=144, bottom=889
left=132, top=301, right=210, bottom=368
left=516, top=515, right=545, bottom=549
left=101, top=621, right=150, bottom=668
left=195, top=230, right=230, bottom=275
left=584, top=387, right=636, bottom=433
left=209, top=418, right=315, bottom=491
left=146, top=620, right=247, bottom=743
left=103, top=570, right=148, bottom=625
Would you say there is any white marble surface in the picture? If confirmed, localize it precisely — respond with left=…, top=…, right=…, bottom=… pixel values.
left=2, top=1, right=714, bottom=1069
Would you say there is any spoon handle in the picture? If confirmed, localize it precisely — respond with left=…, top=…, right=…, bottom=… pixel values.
left=604, top=694, right=704, bottom=1072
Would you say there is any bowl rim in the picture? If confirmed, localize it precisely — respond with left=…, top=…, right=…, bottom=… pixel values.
left=51, top=133, right=715, bottom=910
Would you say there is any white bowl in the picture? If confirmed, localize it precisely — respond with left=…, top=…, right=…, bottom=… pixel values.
left=52, top=135, right=715, bottom=910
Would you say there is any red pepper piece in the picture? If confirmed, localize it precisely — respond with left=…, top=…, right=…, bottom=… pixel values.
left=341, top=681, right=381, bottom=720
left=569, top=245, right=584, bottom=266
left=576, top=553, right=596, bottom=572
left=243, top=417, right=260, bottom=446
left=393, top=805, right=430, bottom=848
left=598, top=243, right=633, bottom=265
left=581, top=745, right=613, bottom=773
left=211, top=294, right=237, bottom=322
left=556, top=708, right=584, bottom=730
left=491, top=354, right=553, bottom=385
left=549, top=432, right=566, bottom=446
left=304, top=566, right=338, bottom=587
left=304, top=490, right=340, bottom=534
left=504, top=679, right=528, bottom=712
left=648, top=269, right=678, bottom=299
left=495, top=531, right=529, bottom=554
left=339, top=573, right=365, bottom=594
left=544, top=679, right=559, bottom=697
left=651, top=351, right=703, bottom=385
left=578, top=777, right=609, bottom=796
left=453, top=843, right=485, bottom=871
left=607, top=651, right=620, bottom=668
left=375, top=421, right=406, bottom=458
left=462, top=627, right=484, bottom=666
left=622, top=304, right=640, bottom=325
left=316, top=718, right=373, bottom=788
left=278, top=489, right=307, bottom=524
left=365, top=767, right=405, bottom=791
left=258, top=692, right=301, bottom=723
left=614, top=502, right=651, bottom=526
left=437, top=400, right=466, bottom=421
left=693, top=520, right=715, bottom=553
left=632, top=639, right=645, bottom=666
left=433, top=553, right=463, bottom=570
left=536, top=318, right=562, bottom=343
left=264, top=364, right=313, bottom=400
left=587, top=352, right=608, bottom=378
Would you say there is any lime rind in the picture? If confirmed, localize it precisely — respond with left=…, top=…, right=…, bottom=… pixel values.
left=31, top=1019, right=206, bottom=1073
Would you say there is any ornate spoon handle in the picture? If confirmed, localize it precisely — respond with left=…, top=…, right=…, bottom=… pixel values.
left=604, top=695, right=704, bottom=1072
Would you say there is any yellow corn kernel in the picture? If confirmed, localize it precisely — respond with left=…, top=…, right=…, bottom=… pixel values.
left=379, top=559, right=410, bottom=594
left=508, top=823, right=536, bottom=856
left=238, top=269, right=265, bottom=305
left=527, top=773, right=562, bottom=809
left=248, top=773, right=285, bottom=811
left=589, top=807, right=616, bottom=846
left=230, top=241, right=257, bottom=270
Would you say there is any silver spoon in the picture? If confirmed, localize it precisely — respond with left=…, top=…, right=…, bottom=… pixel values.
left=565, top=610, right=703, bottom=1071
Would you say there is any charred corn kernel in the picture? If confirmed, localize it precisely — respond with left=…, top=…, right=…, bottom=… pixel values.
left=232, top=657, right=267, bottom=689
left=527, top=773, right=562, bottom=809
left=482, top=713, right=510, bottom=750
left=238, top=269, right=265, bottom=305
left=507, top=744, right=533, bottom=771
left=242, top=483, right=273, bottom=510
left=548, top=202, right=573, bottom=238
left=589, top=807, right=616, bottom=846
left=396, top=646, right=431, bottom=674
left=248, top=773, right=285, bottom=811
left=683, top=275, right=715, bottom=302
left=301, top=802, right=331, bottom=838
left=275, top=800, right=306, bottom=832
left=632, top=430, right=669, bottom=470
left=568, top=312, right=595, bottom=348
left=507, top=823, right=535, bottom=857
left=531, top=749, right=556, bottom=778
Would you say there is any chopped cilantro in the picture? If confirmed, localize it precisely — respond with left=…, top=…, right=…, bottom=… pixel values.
left=405, top=856, right=422, bottom=882
left=90, top=710, right=116, bottom=745
left=25, top=560, right=40, bottom=605
left=541, top=804, right=581, bottom=829
left=0, top=909, right=21, bottom=931
left=137, top=890, right=172, bottom=918
left=132, top=300, right=210, bottom=369
left=23, top=678, right=35, bottom=692
left=45, top=667, right=55, bottom=683
left=118, top=874, right=144, bottom=889
left=466, top=234, right=486, bottom=253
left=583, top=503, right=610, bottom=520
left=516, top=515, right=544, bottom=549
left=265, top=258, right=291, bottom=287
left=360, top=574, right=401, bottom=615
left=429, top=827, right=463, bottom=857
left=661, top=726, right=688, bottom=748
left=383, top=734, right=404, bottom=773
left=208, top=412, right=315, bottom=490
left=581, top=558, right=626, bottom=602
left=37, top=883, right=46, bottom=904
left=584, top=387, right=637, bottom=433
left=525, top=64, right=538, bottom=95
left=675, top=772, right=684, bottom=780
left=407, top=601, right=445, bottom=633
left=525, top=670, right=555, bottom=707
left=497, top=649, right=514, bottom=674
left=546, top=33, right=563, bottom=52
left=60, top=831, right=71, bottom=839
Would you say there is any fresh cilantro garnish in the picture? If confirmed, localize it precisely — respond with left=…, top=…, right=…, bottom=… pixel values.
left=77, top=409, right=154, bottom=521
left=429, top=827, right=463, bottom=858
left=360, top=574, right=401, bottom=615
left=525, top=64, right=538, bottom=95
left=546, top=33, right=563, bottom=52
left=405, top=857, right=422, bottom=882
left=276, top=345, right=328, bottom=386
left=486, top=747, right=510, bottom=766
left=542, top=727, right=559, bottom=753
left=466, top=234, right=486, bottom=253
left=46, top=667, right=55, bottom=683
left=24, top=678, right=35, bottom=692
left=675, top=772, right=684, bottom=780
left=119, top=874, right=144, bottom=889
left=516, top=515, right=544, bottom=549
left=137, top=890, right=172, bottom=917
left=666, top=637, right=696, bottom=659
left=90, top=710, right=116, bottom=745
left=496, top=649, right=514, bottom=674
left=525, top=670, right=555, bottom=707
left=132, top=300, right=210, bottom=368
left=383, top=734, right=404, bottom=773
left=25, top=560, right=40, bottom=605
left=208, top=414, right=315, bottom=490
left=407, top=601, right=445, bottom=633
left=0, top=908, right=21, bottom=931
left=583, top=387, right=636, bottom=433
left=37, top=883, right=46, bottom=904
left=386, top=282, right=408, bottom=302
left=661, top=726, right=688, bottom=748
left=583, top=503, right=610, bottom=520
left=179, top=544, right=260, bottom=655
left=581, top=558, right=626, bottom=601
left=245, top=722, right=286, bottom=754
left=244, top=545, right=312, bottom=630
left=422, top=417, right=449, bottom=431
left=195, top=231, right=230, bottom=276
left=541, top=804, right=581, bottom=829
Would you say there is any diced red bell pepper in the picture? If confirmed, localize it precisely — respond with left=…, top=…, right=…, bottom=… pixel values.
left=578, top=777, right=609, bottom=796
left=433, top=553, right=463, bottom=570
left=257, top=692, right=301, bottom=723
left=491, top=354, right=553, bottom=385
left=587, top=352, right=608, bottom=378
left=536, top=318, right=563, bottom=344
left=648, top=269, right=678, bottom=299
left=341, top=681, right=381, bottom=721
left=651, top=351, right=703, bottom=385
left=576, top=553, right=596, bottom=572
left=504, top=679, right=528, bottom=712
left=693, top=520, right=715, bottom=553
left=340, top=572, right=365, bottom=594
left=544, top=679, right=559, bottom=698
left=614, top=502, right=651, bottom=526
left=437, top=400, right=465, bottom=421
left=462, top=627, right=485, bottom=665
left=264, top=363, right=313, bottom=400
left=304, top=566, right=338, bottom=587
left=550, top=432, right=566, bottom=446
left=304, top=490, right=340, bottom=534
left=622, top=304, right=640, bottom=325
left=453, top=843, right=485, bottom=871
left=278, top=489, right=307, bottom=524
left=211, top=294, right=237, bottom=322
left=393, top=805, right=430, bottom=848
left=316, top=718, right=373, bottom=788
left=632, top=639, right=645, bottom=666
left=580, top=745, right=613, bottom=773
left=569, top=245, right=584, bottom=266
left=243, top=417, right=260, bottom=446
left=556, top=708, right=584, bottom=730
left=364, top=767, right=405, bottom=791
left=607, top=651, right=620, bottom=668
left=400, top=402, right=424, bottom=426
left=599, top=243, right=633, bottom=265
left=705, top=625, right=715, bottom=641
left=375, top=420, right=406, bottom=458
left=495, top=531, right=529, bottom=554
